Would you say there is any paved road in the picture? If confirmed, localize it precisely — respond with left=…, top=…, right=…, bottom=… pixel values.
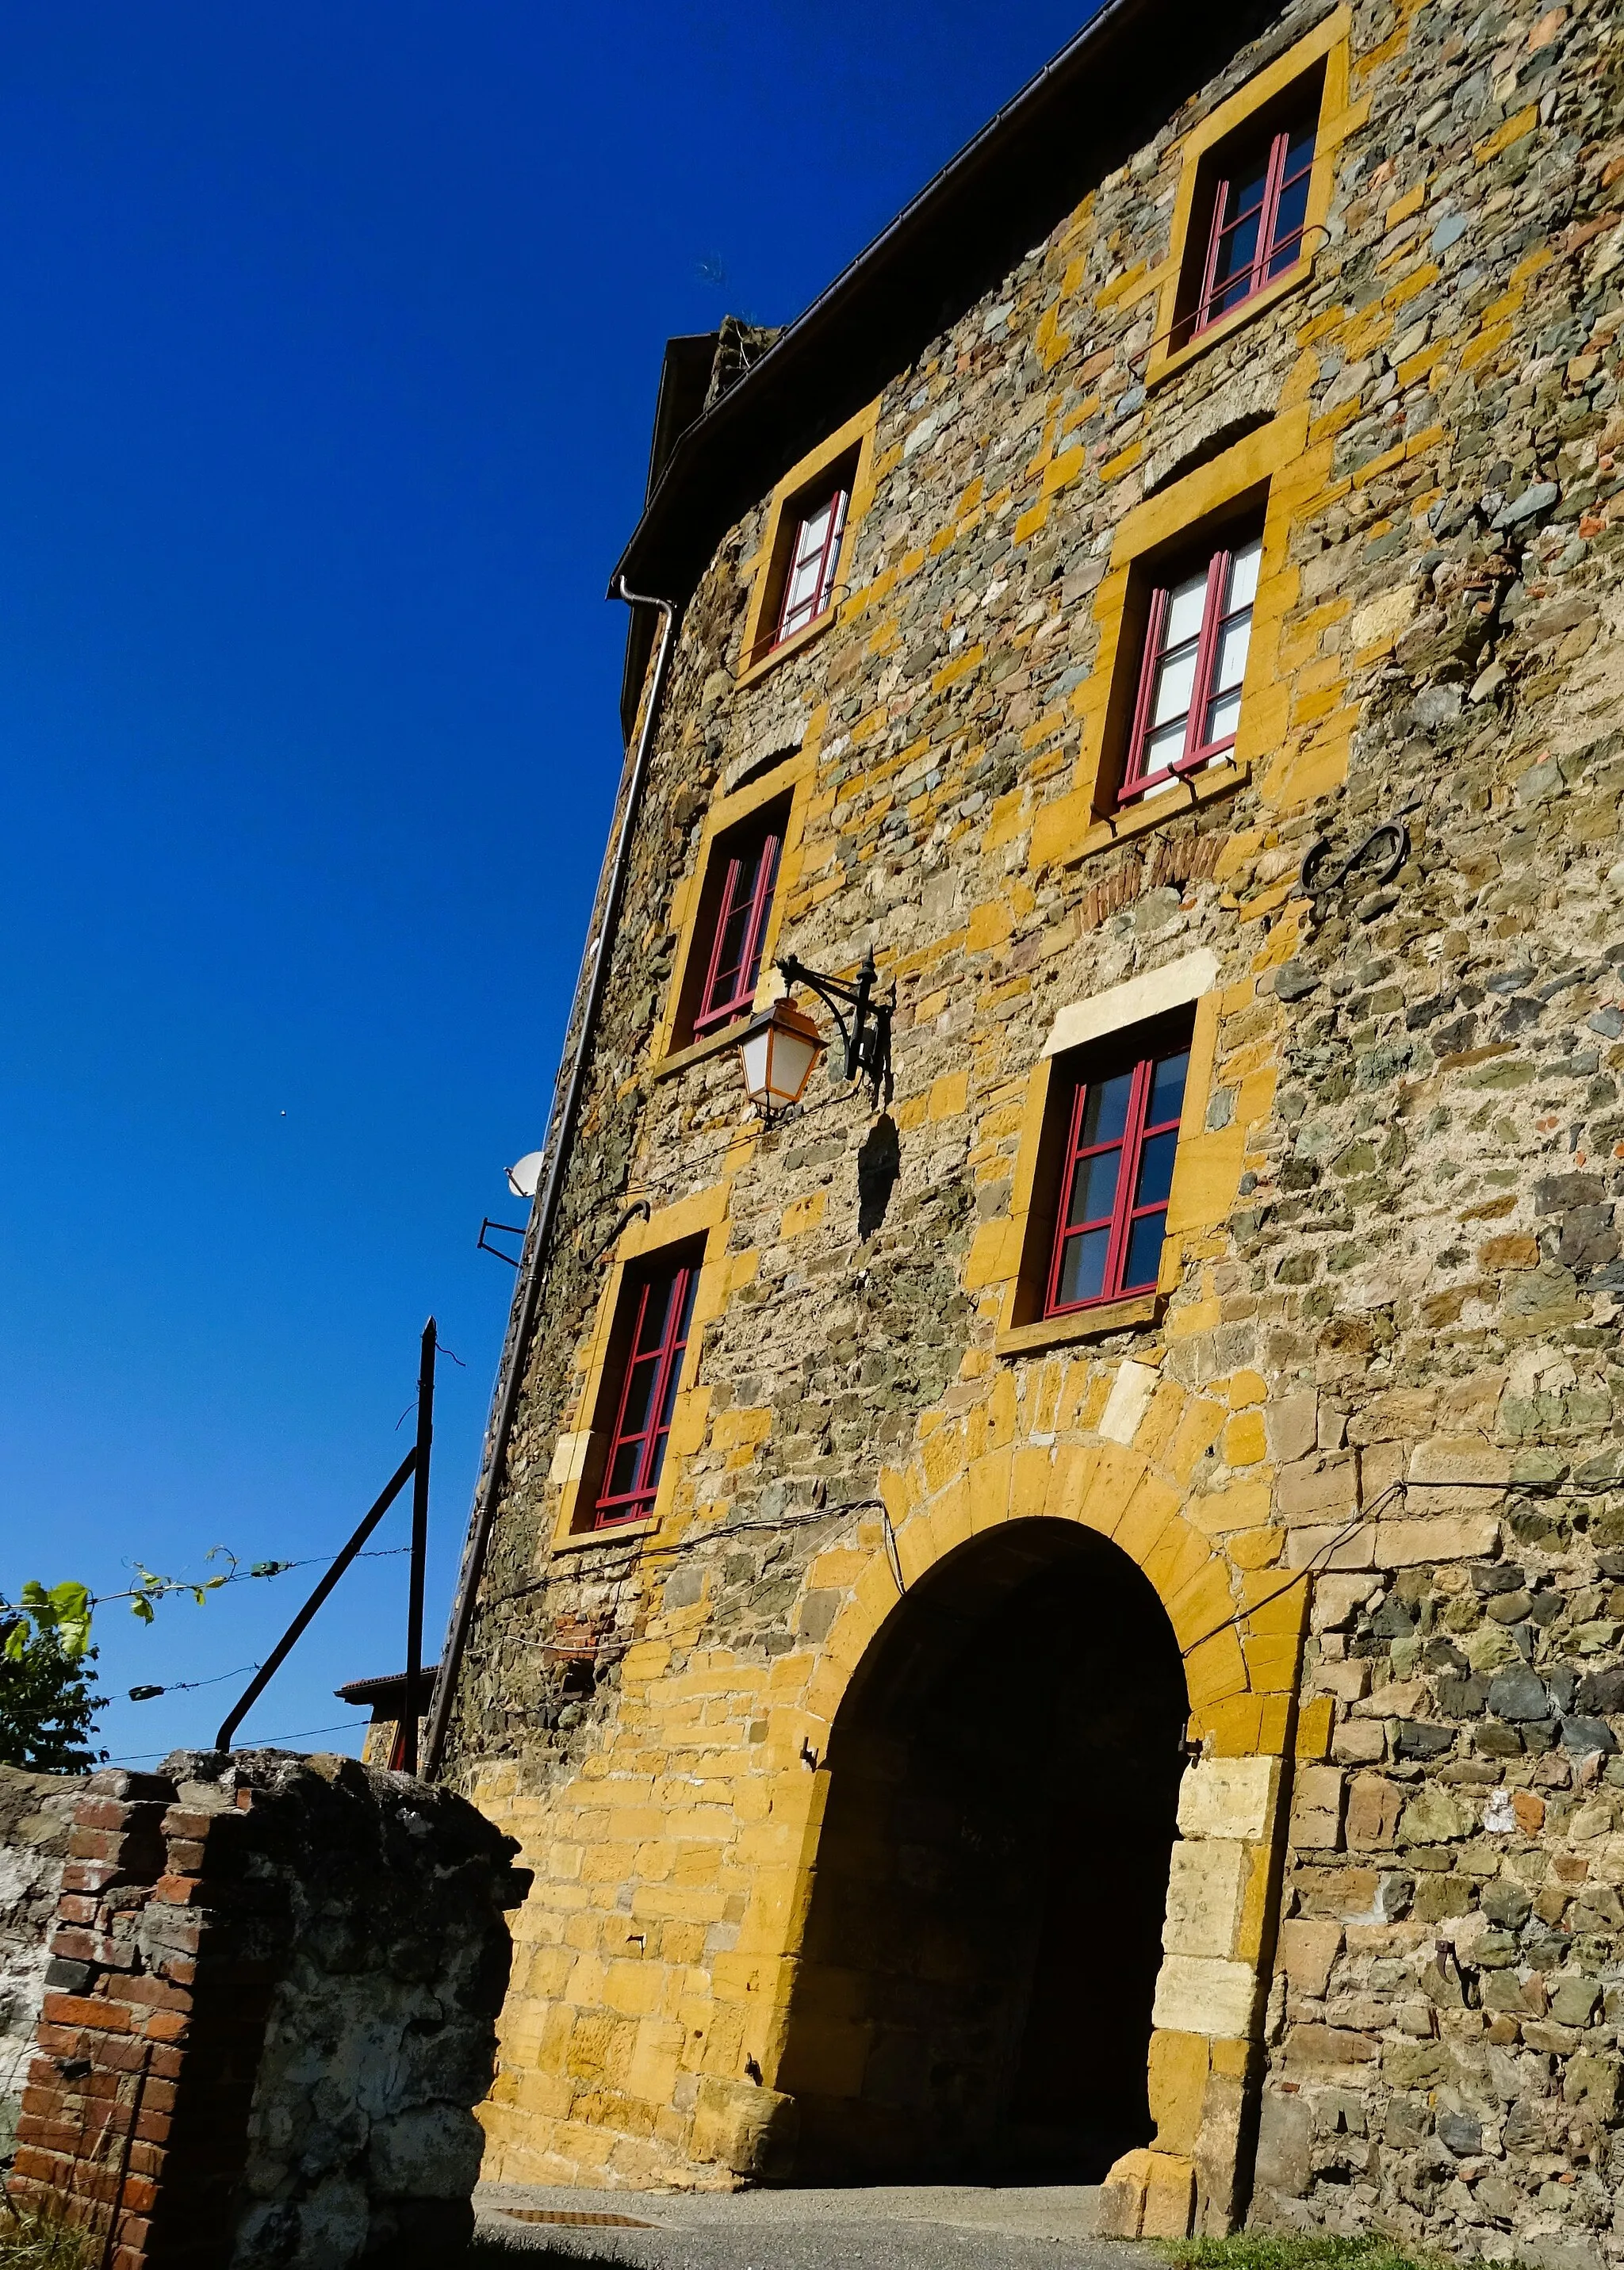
left=472, top=2184, right=1151, bottom=2270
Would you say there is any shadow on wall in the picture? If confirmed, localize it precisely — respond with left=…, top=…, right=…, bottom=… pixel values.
left=778, top=1519, right=1190, bottom=2183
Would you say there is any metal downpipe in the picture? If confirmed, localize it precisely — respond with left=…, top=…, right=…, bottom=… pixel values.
left=424, top=580, right=678, bottom=1778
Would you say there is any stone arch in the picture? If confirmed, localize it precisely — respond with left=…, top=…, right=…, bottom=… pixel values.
left=802, top=1430, right=1262, bottom=1755
left=751, top=1400, right=1300, bottom=2230
left=775, top=1518, right=1189, bottom=2183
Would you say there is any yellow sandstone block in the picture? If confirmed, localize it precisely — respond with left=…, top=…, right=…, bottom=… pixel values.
left=966, top=898, right=1014, bottom=952
left=1223, top=1410, right=1268, bottom=1468
left=968, top=1447, right=1013, bottom=1531
left=1147, top=2031, right=1209, bottom=2155
left=929, top=1068, right=969, bottom=1120
left=1011, top=1443, right=1054, bottom=1521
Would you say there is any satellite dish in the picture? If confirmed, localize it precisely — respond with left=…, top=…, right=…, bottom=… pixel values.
left=506, top=1151, right=546, bottom=1200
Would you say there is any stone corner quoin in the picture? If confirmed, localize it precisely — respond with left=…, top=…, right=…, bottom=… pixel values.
left=441, top=0, right=1624, bottom=2248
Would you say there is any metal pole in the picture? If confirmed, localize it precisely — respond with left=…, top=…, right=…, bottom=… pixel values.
left=400, top=1318, right=436, bottom=1775
left=213, top=1448, right=417, bottom=1751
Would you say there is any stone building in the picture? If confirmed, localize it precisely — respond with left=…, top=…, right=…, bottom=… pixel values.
left=433, top=0, right=1624, bottom=2247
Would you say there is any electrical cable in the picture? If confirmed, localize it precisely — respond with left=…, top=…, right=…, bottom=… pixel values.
left=105, top=1720, right=361, bottom=1767
left=1178, top=1472, right=1624, bottom=1661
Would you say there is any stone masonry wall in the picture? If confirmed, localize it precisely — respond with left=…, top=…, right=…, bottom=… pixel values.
left=0, top=1765, right=82, bottom=2165
left=7, top=1751, right=528, bottom=2270
left=441, top=0, right=1624, bottom=2239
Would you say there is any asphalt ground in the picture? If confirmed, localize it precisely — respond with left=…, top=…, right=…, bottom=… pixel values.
left=470, top=2184, right=1154, bottom=2270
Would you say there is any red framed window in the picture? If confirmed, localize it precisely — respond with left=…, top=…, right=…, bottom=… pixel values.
left=776, top=484, right=849, bottom=644
left=595, top=1259, right=700, bottom=1528
left=693, top=820, right=783, bottom=1036
left=1047, top=1040, right=1190, bottom=1316
left=1120, top=530, right=1262, bottom=803
left=1194, top=109, right=1317, bottom=336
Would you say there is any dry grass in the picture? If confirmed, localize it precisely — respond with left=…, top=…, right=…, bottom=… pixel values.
left=0, top=2195, right=98, bottom=2270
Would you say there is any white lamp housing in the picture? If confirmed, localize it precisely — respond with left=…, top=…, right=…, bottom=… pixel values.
left=736, top=998, right=826, bottom=1115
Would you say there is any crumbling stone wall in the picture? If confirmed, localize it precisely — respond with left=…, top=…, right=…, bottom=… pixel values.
left=439, top=0, right=1624, bottom=2237
left=0, top=1765, right=82, bottom=2164
left=8, top=1751, right=527, bottom=2270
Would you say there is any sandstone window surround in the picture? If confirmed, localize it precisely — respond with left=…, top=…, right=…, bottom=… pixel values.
left=1029, top=409, right=1308, bottom=874
left=547, top=1184, right=731, bottom=1553
left=653, top=744, right=814, bottom=1077
left=735, top=397, right=881, bottom=687
left=981, top=949, right=1223, bottom=1358
left=1142, top=5, right=1358, bottom=392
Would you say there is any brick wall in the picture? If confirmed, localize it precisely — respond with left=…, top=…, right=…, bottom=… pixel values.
left=7, top=1751, right=527, bottom=2270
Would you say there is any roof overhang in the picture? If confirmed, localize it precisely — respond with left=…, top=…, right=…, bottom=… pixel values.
left=608, top=0, right=1288, bottom=658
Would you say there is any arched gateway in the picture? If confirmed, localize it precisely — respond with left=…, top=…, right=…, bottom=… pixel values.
left=777, top=1520, right=1189, bottom=2183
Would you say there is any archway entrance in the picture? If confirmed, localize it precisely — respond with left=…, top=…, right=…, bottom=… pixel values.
left=779, top=1519, right=1189, bottom=2183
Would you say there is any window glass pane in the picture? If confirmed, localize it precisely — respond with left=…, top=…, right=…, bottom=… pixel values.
left=1139, top=720, right=1188, bottom=778
left=1212, top=617, right=1252, bottom=695
left=1133, top=1127, right=1181, bottom=1212
left=709, top=909, right=752, bottom=1005
left=607, top=1438, right=642, bottom=1500
left=1150, top=644, right=1199, bottom=728
left=1205, top=689, right=1243, bottom=748
left=635, top=1277, right=674, bottom=1355
left=1067, top=1146, right=1121, bottom=1229
left=673, top=1264, right=699, bottom=1345
left=1162, top=572, right=1209, bottom=650
left=1270, top=172, right=1312, bottom=252
left=795, top=501, right=833, bottom=561
left=783, top=557, right=821, bottom=620
left=1284, top=122, right=1316, bottom=179
left=1122, top=1211, right=1166, bottom=1293
left=1080, top=1068, right=1135, bottom=1148
left=1057, top=1226, right=1110, bottom=1307
left=1212, top=209, right=1262, bottom=298
left=653, top=1346, right=687, bottom=1441
left=617, top=1353, right=659, bottom=1441
left=1226, top=538, right=1262, bottom=611
left=1148, top=1050, right=1190, bottom=1125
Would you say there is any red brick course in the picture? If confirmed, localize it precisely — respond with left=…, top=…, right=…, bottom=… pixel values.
left=5, top=1767, right=261, bottom=2270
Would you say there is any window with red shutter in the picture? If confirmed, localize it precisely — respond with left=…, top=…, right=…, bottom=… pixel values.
left=1192, top=105, right=1317, bottom=338
left=693, top=818, right=783, bottom=1036
left=1046, top=1039, right=1190, bottom=1316
left=594, top=1259, right=700, bottom=1528
left=1119, top=527, right=1262, bottom=804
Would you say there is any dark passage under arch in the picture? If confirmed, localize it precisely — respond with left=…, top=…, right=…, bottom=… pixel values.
left=777, top=1518, right=1190, bottom=2184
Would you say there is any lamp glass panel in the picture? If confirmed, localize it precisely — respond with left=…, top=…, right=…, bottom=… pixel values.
left=768, top=1022, right=822, bottom=1104
left=740, top=1026, right=772, bottom=1100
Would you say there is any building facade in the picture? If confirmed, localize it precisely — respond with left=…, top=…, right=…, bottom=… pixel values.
left=437, top=0, right=1624, bottom=2246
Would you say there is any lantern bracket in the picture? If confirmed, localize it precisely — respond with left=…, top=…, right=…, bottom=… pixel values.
left=778, top=949, right=894, bottom=1104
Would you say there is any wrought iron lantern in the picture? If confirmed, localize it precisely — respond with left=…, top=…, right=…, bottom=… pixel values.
left=735, top=947, right=894, bottom=1118
left=736, top=996, right=827, bottom=1116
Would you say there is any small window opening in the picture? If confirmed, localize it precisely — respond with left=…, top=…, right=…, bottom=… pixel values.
left=1120, top=519, right=1262, bottom=805
left=1043, top=1022, right=1192, bottom=1318
left=778, top=485, right=848, bottom=643
left=672, top=790, right=792, bottom=1050
left=1174, top=75, right=1323, bottom=350
left=753, top=446, right=860, bottom=663
left=594, top=1255, right=701, bottom=1529
left=694, top=816, right=783, bottom=1037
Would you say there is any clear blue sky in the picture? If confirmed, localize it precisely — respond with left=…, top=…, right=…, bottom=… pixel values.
left=0, top=1, right=1094, bottom=1767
